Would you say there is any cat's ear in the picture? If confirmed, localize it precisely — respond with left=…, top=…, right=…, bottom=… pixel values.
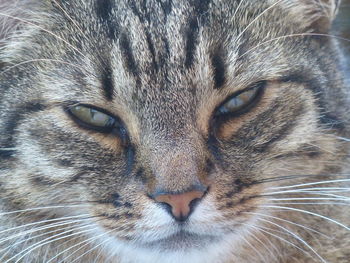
left=280, top=0, right=341, bottom=32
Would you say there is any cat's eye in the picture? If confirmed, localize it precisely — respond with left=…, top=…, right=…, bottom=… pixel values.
left=69, top=105, right=115, bottom=127
left=67, top=105, right=124, bottom=134
left=215, top=81, right=265, bottom=118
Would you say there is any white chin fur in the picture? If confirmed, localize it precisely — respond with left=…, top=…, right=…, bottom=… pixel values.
left=88, top=198, right=252, bottom=263
left=96, top=229, right=239, bottom=263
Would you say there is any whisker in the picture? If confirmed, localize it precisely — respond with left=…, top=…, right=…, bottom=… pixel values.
left=0, top=59, right=94, bottom=76
left=266, top=186, right=350, bottom=192
left=59, top=232, right=116, bottom=263
left=242, top=223, right=309, bottom=256
left=241, top=231, right=267, bottom=263
left=0, top=12, right=88, bottom=61
left=256, top=218, right=327, bottom=263
left=265, top=202, right=350, bottom=206
left=268, top=197, right=350, bottom=201
left=0, top=220, right=91, bottom=261
left=92, top=243, right=106, bottom=263
left=248, top=230, right=277, bottom=261
left=6, top=224, right=97, bottom=263
left=0, top=214, right=90, bottom=237
left=254, top=174, right=350, bottom=186
left=71, top=238, right=114, bottom=263
left=51, top=0, right=86, bottom=37
left=232, top=0, right=245, bottom=22
left=236, top=0, right=284, bottom=41
left=0, top=204, right=90, bottom=216
left=263, top=187, right=350, bottom=197
left=261, top=205, right=350, bottom=231
left=267, top=178, right=350, bottom=190
left=243, top=212, right=330, bottom=239
left=238, top=33, right=350, bottom=61
left=0, top=217, right=92, bottom=248
left=50, top=0, right=109, bottom=75
left=0, top=148, right=16, bottom=151
left=334, top=136, right=350, bottom=142
left=264, top=190, right=350, bottom=199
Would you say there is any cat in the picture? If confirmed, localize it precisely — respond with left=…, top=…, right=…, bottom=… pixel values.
left=0, top=0, right=349, bottom=262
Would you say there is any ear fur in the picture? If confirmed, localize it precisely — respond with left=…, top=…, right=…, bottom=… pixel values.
left=279, top=0, right=342, bottom=32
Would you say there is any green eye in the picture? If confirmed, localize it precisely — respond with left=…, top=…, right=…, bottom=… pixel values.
left=216, top=82, right=265, bottom=117
left=68, top=105, right=117, bottom=132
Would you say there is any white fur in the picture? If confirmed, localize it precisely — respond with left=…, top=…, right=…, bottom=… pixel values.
left=85, top=195, right=261, bottom=263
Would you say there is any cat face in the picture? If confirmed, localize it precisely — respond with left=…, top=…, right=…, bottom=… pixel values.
left=0, top=0, right=349, bottom=262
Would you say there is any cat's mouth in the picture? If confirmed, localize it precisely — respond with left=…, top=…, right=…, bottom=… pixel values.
left=138, top=230, right=219, bottom=250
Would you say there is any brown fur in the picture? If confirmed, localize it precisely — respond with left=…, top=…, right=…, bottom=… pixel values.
left=0, top=0, right=349, bottom=262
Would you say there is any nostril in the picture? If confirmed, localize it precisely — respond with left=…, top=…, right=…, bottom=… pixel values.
left=189, top=197, right=201, bottom=211
left=158, top=202, right=173, bottom=215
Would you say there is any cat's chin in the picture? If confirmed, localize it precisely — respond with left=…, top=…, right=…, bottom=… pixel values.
left=98, top=227, right=240, bottom=263
left=137, top=230, right=219, bottom=251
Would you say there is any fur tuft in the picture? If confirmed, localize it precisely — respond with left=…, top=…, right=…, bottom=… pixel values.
left=277, top=0, right=341, bottom=32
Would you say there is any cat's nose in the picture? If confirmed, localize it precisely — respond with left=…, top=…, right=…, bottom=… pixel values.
left=153, top=190, right=206, bottom=222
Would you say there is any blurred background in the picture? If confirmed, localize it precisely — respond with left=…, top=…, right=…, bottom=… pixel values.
left=334, top=0, right=350, bottom=75
left=335, top=0, right=350, bottom=53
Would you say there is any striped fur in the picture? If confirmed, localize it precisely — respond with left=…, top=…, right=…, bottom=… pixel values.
left=0, top=0, right=349, bottom=262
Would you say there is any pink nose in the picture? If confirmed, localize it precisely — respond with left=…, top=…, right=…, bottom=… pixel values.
left=154, top=190, right=205, bottom=221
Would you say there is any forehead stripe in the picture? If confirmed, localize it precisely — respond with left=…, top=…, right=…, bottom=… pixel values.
left=119, top=33, right=140, bottom=81
left=96, top=0, right=119, bottom=39
left=96, top=0, right=114, bottom=22
left=211, top=49, right=226, bottom=89
left=101, top=62, right=115, bottom=101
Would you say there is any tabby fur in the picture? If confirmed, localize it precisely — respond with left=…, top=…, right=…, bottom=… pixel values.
left=0, top=0, right=349, bottom=262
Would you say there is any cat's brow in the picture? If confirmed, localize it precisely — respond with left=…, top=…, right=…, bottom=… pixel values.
left=100, top=60, right=115, bottom=101
left=96, top=0, right=114, bottom=23
left=119, top=33, right=140, bottom=83
left=211, top=49, right=226, bottom=90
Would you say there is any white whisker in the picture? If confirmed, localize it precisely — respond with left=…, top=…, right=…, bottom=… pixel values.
left=0, top=220, right=91, bottom=261
left=0, top=205, right=90, bottom=216
left=238, top=33, right=350, bottom=61
left=266, top=186, right=350, bottom=193
left=0, top=12, right=88, bottom=60
left=0, top=148, right=16, bottom=151
left=247, top=230, right=276, bottom=262
left=264, top=190, right=350, bottom=200
left=243, top=212, right=330, bottom=239
left=243, top=223, right=309, bottom=256
left=335, top=136, right=350, bottom=142
left=256, top=218, right=327, bottom=263
left=0, top=214, right=90, bottom=237
left=51, top=0, right=86, bottom=37
left=265, top=202, right=350, bottom=206
left=0, top=217, right=90, bottom=248
left=261, top=205, right=350, bottom=231
left=61, top=231, right=116, bottom=263
left=6, top=224, right=96, bottom=263
left=269, top=197, right=350, bottom=201
left=267, top=179, right=350, bottom=190
left=232, top=0, right=245, bottom=22
left=0, top=59, right=92, bottom=76
left=236, top=0, right=284, bottom=41
left=241, top=232, right=267, bottom=263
